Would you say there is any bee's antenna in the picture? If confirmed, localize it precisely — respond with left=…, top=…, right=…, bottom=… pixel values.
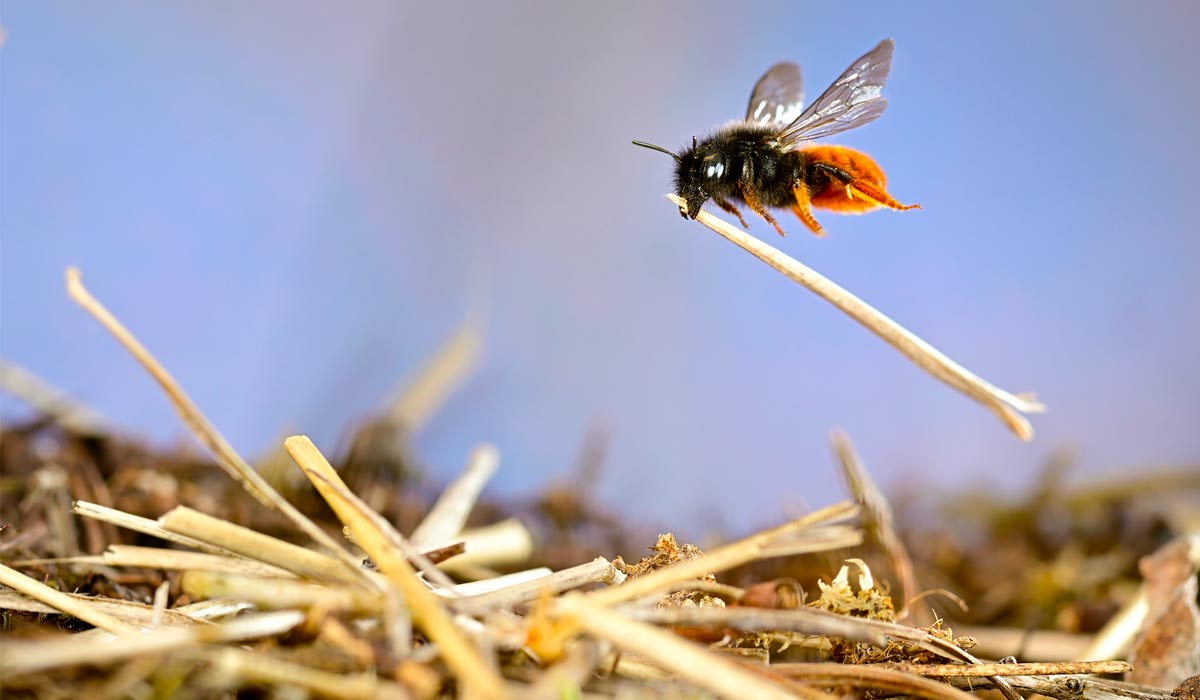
left=631, top=140, right=680, bottom=162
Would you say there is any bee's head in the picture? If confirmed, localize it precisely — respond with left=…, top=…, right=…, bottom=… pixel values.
left=632, top=136, right=718, bottom=220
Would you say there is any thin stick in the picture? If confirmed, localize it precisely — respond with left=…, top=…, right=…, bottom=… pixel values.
left=410, top=443, right=499, bottom=548
left=64, top=268, right=369, bottom=582
left=0, top=589, right=204, bottom=629
left=0, top=562, right=138, bottom=635
left=284, top=435, right=507, bottom=700
left=877, top=660, right=1132, bottom=677
left=669, top=196, right=1045, bottom=441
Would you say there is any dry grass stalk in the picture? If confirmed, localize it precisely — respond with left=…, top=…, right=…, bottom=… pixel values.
left=624, top=606, right=887, bottom=647
left=410, top=442, right=500, bottom=549
left=64, top=267, right=369, bottom=579
left=453, top=557, right=624, bottom=615
left=387, top=317, right=482, bottom=433
left=159, top=506, right=363, bottom=587
left=877, top=660, right=1132, bottom=677
left=181, top=570, right=381, bottom=614
left=284, top=434, right=507, bottom=700
left=0, top=358, right=108, bottom=434
left=0, top=589, right=204, bottom=629
left=100, top=544, right=296, bottom=578
left=668, top=195, right=1045, bottom=441
left=71, top=500, right=234, bottom=555
left=557, top=595, right=804, bottom=700
left=0, top=610, right=306, bottom=676
left=587, top=501, right=861, bottom=607
left=830, top=428, right=917, bottom=608
left=436, top=518, right=535, bottom=576
left=773, top=662, right=985, bottom=700
left=0, top=561, right=138, bottom=635
left=203, top=647, right=408, bottom=700
left=944, top=675, right=1174, bottom=700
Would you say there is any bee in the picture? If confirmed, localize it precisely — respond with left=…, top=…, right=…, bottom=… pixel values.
left=633, top=39, right=919, bottom=237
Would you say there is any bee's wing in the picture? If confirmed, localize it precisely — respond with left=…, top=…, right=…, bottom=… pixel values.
left=777, top=39, right=893, bottom=146
left=745, top=61, right=804, bottom=126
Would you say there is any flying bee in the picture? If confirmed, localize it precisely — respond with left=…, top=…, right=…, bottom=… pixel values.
left=633, top=38, right=919, bottom=237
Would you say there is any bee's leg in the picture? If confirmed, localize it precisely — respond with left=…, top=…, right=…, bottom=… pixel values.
left=812, top=162, right=921, bottom=211
left=738, top=181, right=787, bottom=236
left=789, top=183, right=826, bottom=237
left=712, top=197, right=750, bottom=229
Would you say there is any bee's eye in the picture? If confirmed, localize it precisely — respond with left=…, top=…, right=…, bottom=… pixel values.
left=703, top=156, right=726, bottom=180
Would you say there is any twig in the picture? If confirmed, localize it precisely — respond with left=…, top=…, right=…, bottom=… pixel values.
left=878, top=660, right=1132, bottom=677
left=410, top=443, right=499, bottom=549
left=830, top=428, right=917, bottom=609
left=669, top=195, right=1045, bottom=441
left=622, top=605, right=887, bottom=647
left=203, top=647, right=408, bottom=700
left=64, top=268, right=369, bottom=583
left=284, top=435, right=507, bottom=700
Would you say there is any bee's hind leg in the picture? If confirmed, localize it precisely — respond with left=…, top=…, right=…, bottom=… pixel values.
left=712, top=197, right=750, bottom=229
left=812, top=162, right=921, bottom=211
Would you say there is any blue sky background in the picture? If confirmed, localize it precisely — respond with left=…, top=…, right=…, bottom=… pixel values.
left=2, top=3, right=1197, bottom=532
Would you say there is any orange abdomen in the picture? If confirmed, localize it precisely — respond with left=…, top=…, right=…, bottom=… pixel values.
left=801, top=145, right=888, bottom=213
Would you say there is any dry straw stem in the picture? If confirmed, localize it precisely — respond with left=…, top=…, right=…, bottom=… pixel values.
left=159, top=506, right=363, bottom=587
left=878, top=660, right=1132, bottom=677
left=453, top=557, right=624, bottom=616
left=410, top=442, right=500, bottom=549
left=182, top=570, right=382, bottom=615
left=284, top=434, right=507, bottom=700
left=71, top=500, right=233, bottom=555
left=99, top=544, right=296, bottom=578
left=772, top=663, right=985, bottom=700
left=557, top=595, right=805, bottom=700
left=204, top=647, right=409, bottom=700
left=625, top=606, right=887, bottom=647
left=0, top=610, right=305, bottom=676
left=0, top=561, right=138, bottom=635
left=668, top=195, right=1046, bottom=441
left=436, top=518, right=536, bottom=576
left=387, top=317, right=482, bottom=432
left=830, top=428, right=917, bottom=608
left=587, top=501, right=861, bottom=608
left=945, top=676, right=1173, bottom=700
left=0, top=589, right=204, bottom=630
left=0, top=357, right=109, bottom=434
left=64, top=268, right=368, bottom=582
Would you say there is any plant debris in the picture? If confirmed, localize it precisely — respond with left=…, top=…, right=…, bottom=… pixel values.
left=0, top=268, right=1195, bottom=699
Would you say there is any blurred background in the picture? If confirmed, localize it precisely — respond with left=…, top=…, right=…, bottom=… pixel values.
left=2, top=2, right=1197, bottom=532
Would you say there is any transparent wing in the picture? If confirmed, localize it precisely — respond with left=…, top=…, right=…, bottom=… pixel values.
left=778, top=39, right=894, bottom=146
left=745, top=61, right=804, bottom=126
